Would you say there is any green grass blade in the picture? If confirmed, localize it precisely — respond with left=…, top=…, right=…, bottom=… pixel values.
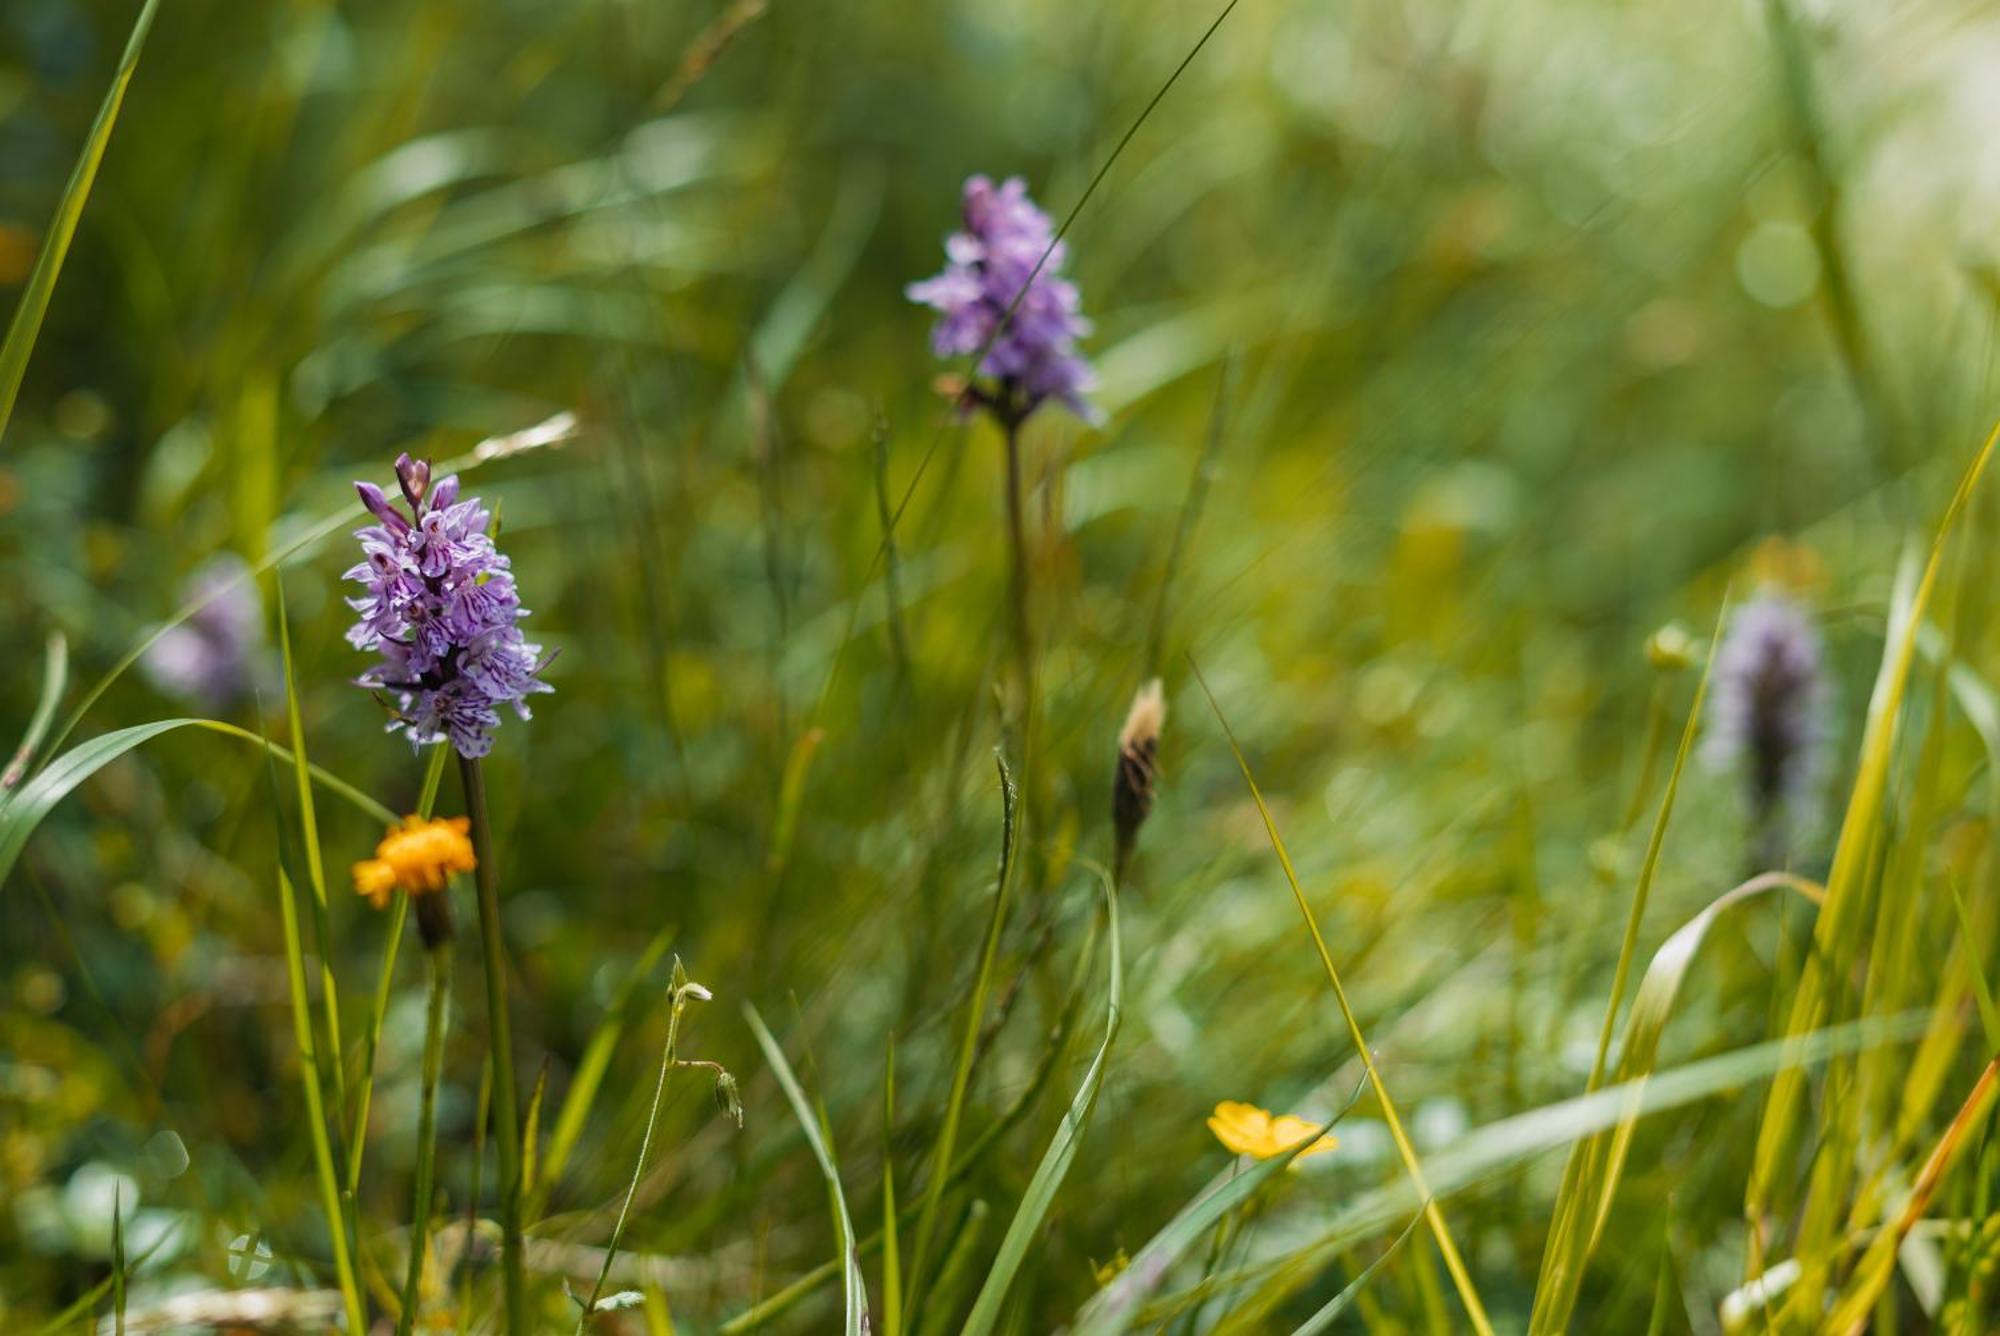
left=1586, top=875, right=1825, bottom=1252
left=744, top=1002, right=868, bottom=1336
left=274, top=861, right=368, bottom=1335
left=881, top=1039, right=903, bottom=1336
left=1, top=631, right=67, bottom=795
left=917, top=1201, right=991, bottom=1336
left=0, top=0, right=162, bottom=448
left=1188, top=655, right=1495, bottom=1336
left=110, top=1181, right=125, bottom=1336
left=1290, top=1211, right=1424, bottom=1336
left=277, top=582, right=348, bottom=1122
left=396, top=944, right=453, bottom=1336
left=961, top=867, right=1123, bottom=1335
left=1530, top=596, right=1727, bottom=1336
left=522, top=1061, right=549, bottom=1218
left=0, top=718, right=395, bottom=893
left=906, top=750, right=1020, bottom=1310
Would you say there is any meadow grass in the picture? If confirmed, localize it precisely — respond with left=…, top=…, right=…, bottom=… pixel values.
left=7, top=0, right=2000, bottom=1331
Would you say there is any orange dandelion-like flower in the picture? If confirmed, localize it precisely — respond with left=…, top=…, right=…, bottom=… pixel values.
left=1207, top=1100, right=1337, bottom=1168
left=351, top=816, right=475, bottom=909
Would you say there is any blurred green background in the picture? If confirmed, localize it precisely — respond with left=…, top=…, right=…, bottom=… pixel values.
left=5, top=0, right=2000, bottom=1328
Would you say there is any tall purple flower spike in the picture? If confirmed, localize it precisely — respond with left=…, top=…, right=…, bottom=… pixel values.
left=345, top=454, right=551, bottom=758
left=1704, top=590, right=1831, bottom=862
left=907, top=175, right=1097, bottom=424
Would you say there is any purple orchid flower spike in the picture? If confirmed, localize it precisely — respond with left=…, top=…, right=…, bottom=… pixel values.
left=344, top=460, right=551, bottom=757
left=907, top=175, right=1098, bottom=426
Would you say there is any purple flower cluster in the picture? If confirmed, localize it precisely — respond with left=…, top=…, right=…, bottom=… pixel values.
left=907, top=175, right=1095, bottom=423
left=142, top=554, right=268, bottom=708
left=345, top=455, right=550, bottom=758
left=1705, top=591, right=1831, bottom=861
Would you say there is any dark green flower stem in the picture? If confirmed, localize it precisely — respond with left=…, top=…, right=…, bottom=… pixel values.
left=461, top=755, right=527, bottom=1333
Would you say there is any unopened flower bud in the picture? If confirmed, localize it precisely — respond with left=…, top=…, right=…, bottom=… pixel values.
left=394, top=452, right=430, bottom=509
left=1112, top=678, right=1166, bottom=880
left=1645, top=622, right=1697, bottom=672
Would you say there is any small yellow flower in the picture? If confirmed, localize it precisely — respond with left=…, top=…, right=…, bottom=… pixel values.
left=351, top=816, right=476, bottom=909
left=1207, top=1100, right=1337, bottom=1168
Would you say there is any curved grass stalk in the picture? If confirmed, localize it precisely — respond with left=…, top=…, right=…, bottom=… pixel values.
left=904, top=751, right=1019, bottom=1311
left=1189, top=656, right=1496, bottom=1336
left=960, top=863, right=1121, bottom=1334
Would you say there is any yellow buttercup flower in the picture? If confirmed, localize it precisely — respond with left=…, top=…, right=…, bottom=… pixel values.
left=351, top=815, right=476, bottom=909
left=1207, top=1100, right=1337, bottom=1168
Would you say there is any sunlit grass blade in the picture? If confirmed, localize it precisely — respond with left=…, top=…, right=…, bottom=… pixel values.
left=744, top=1002, right=868, bottom=1336
left=1825, top=1055, right=2000, bottom=1334
left=0, top=717, right=395, bottom=893
left=1188, top=655, right=1496, bottom=1336
left=961, top=865, right=1122, bottom=1335
left=274, top=856, right=366, bottom=1334
left=1, top=631, right=66, bottom=795
left=535, top=925, right=676, bottom=1210
left=1529, top=598, right=1728, bottom=1334
left=0, top=0, right=162, bottom=447
left=1746, top=418, right=2000, bottom=1312
left=905, top=750, right=1019, bottom=1311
